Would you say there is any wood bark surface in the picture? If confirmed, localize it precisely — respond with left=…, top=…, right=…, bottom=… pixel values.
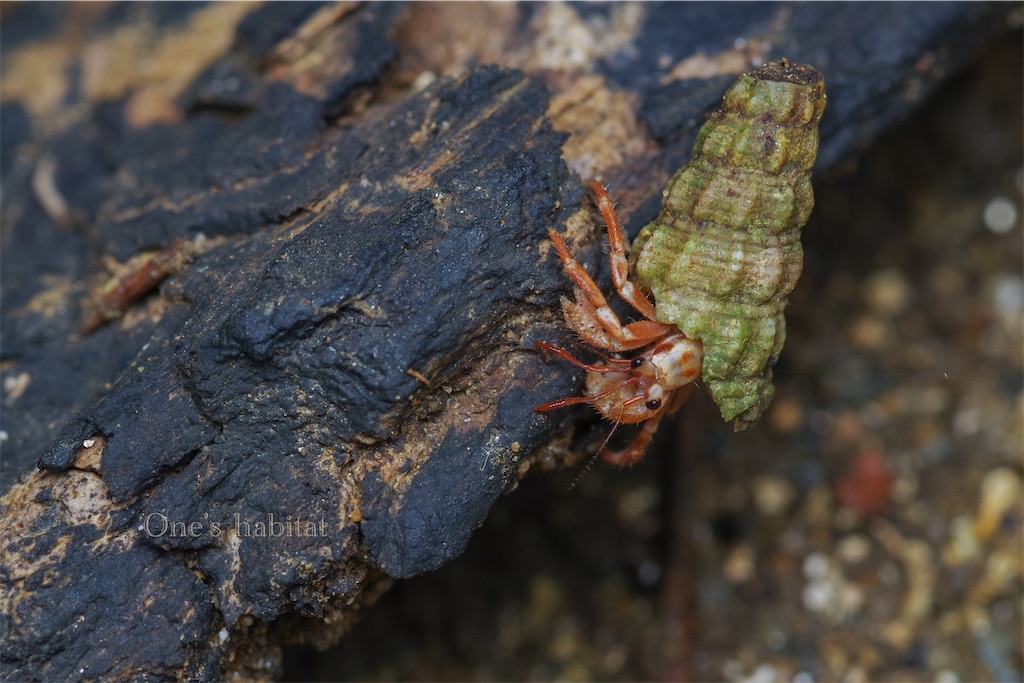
left=0, top=2, right=1012, bottom=680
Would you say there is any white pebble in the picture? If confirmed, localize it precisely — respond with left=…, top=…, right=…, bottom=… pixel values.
left=991, top=274, right=1023, bottom=319
left=802, top=580, right=836, bottom=613
left=983, top=196, right=1018, bottom=234
left=803, top=552, right=830, bottom=579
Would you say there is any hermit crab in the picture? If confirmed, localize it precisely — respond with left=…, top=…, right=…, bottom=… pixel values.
left=536, top=183, right=703, bottom=466
left=538, top=60, right=826, bottom=463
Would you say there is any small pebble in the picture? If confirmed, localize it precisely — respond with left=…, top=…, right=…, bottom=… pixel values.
left=740, top=664, right=776, bottom=683
left=802, top=580, right=836, bottom=613
left=928, top=264, right=966, bottom=298
left=801, top=556, right=863, bottom=620
left=992, top=599, right=1015, bottom=623
left=983, top=196, right=1018, bottom=234
left=974, top=467, right=1022, bottom=541
left=877, top=561, right=902, bottom=587
left=859, top=401, right=889, bottom=429
left=723, top=544, right=755, bottom=583
left=900, top=540, right=935, bottom=623
left=752, top=475, right=795, bottom=516
left=882, top=620, right=913, bottom=649
left=636, top=560, right=662, bottom=587
left=803, top=552, right=830, bottom=580
left=765, top=630, right=787, bottom=650
left=808, top=410, right=834, bottom=435
left=768, top=395, right=804, bottom=433
left=691, top=521, right=714, bottom=543
left=976, top=548, right=1023, bottom=602
left=989, top=274, right=1024, bottom=330
left=862, top=269, right=912, bottom=315
left=722, top=659, right=744, bottom=681
left=3, top=371, right=31, bottom=399
left=912, top=384, right=951, bottom=416
left=991, top=273, right=1023, bottom=313
left=840, top=583, right=865, bottom=615
left=617, top=485, right=659, bottom=523
left=843, top=666, right=869, bottom=683
left=849, top=314, right=889, bottom=350
left=942, top=516, right=981, bottom=566
left=891, top=476, right=919, bottom=505
left=836, top=534, right=871, bottom=564
left=834, top=450, right=893, bottom=517
left=952, top=407, right=982, bottom=438
left=804, top=487, right=833, bottom=526
left=964, top=605, right=992, bottom=636
left=411, top=70, right=437, bottom=92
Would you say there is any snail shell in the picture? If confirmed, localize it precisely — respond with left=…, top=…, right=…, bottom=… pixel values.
left=633, top=60, right=826, bottom=429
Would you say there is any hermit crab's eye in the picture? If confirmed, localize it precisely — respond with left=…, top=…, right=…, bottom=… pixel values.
left=645, top=399, right=662, bottom=410
left=630, top=357, right=645, bottom=369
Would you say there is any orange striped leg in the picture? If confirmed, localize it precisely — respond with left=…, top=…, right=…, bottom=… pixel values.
left=535, top=375, right=640, bottom=413
left=547, top=228, right=669, bottom=346
left=534, top=342, right=631, bottom=372
left=601, top=407, right=666, bottom=466
left=590, top=181, right=659, bottom=322
left=600, top=384, right=694, bottom=466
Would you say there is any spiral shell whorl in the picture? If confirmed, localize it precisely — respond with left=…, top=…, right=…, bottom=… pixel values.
left=634, top=60, right=825, bottom=429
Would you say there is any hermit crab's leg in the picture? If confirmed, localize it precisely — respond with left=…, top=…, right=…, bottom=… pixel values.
left=535, top=341, right=631, bottom=372
left=590, top=181, right=660, bottom=322
left=547, top=228, right=670, bottom=346
left=601, top=384, right=695, bottom=466
left=601, top=408, right=666, bottom=467
left=535, top=375, right=641, bottom=413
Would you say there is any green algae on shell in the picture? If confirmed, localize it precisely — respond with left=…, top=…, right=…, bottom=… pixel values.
left=633, top=60, right=826, bottom=429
